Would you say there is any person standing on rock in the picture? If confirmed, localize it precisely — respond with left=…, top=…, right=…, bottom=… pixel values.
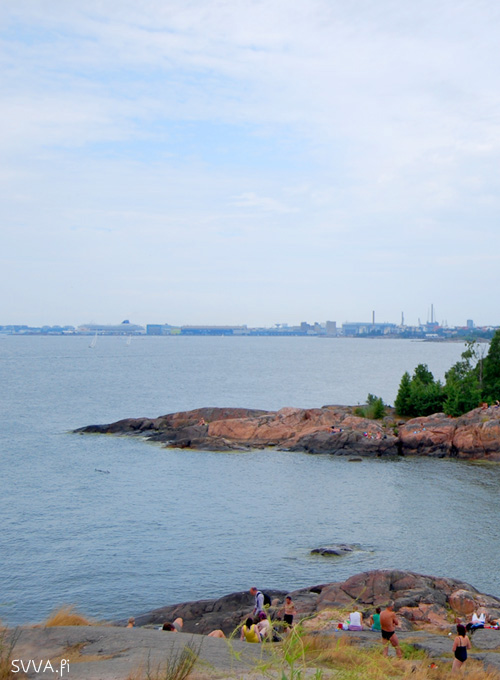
left=281, top=595, right=297, bottom=629
left=452, top=623, right=471, bottom=673
left=250, top=587, right=265, bottom=617
left=380, top=601, right=402, bottom=658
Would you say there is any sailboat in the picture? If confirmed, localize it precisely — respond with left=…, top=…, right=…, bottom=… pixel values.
left=89, top=332, right=97, bottom=348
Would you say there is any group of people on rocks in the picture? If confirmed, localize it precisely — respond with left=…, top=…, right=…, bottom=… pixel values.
left=339, top=602, right=403, bottom=659
left=240, top=588, right=297, bottom=643
left=127, top=589, right=498, bottom=673
left=341, top=603, right=499, bottom=672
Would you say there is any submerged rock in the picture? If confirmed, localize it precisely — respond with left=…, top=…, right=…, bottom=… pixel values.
left=311, top=544, right=357, bottom=556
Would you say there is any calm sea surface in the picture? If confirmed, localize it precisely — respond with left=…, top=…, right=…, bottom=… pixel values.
left=1, top=335, right=499, bottom=626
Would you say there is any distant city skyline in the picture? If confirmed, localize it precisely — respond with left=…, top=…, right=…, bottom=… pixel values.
left=2, top=2, right=500, bottom=327
left=0, top=309, right=491, bottom=329
left=2, top=312, right=497, bottom=335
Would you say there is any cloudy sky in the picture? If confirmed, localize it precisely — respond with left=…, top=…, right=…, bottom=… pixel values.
left=2, top=0, right=500, bottom=328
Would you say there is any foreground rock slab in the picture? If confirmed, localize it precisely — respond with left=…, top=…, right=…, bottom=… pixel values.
left=11, top=626, right=269, bottom=680
left=75, top=404, right=500, bottom=459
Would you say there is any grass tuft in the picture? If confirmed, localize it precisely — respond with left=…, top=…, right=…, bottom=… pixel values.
left=126, top=640, right=202, bottom=680
left=0, top=626, right=25, bottom=679
left=44, top=605, right=94, bottom=627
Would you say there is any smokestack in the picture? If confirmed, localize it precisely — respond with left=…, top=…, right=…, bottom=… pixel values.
left=372, top=310, right=375, bottom=325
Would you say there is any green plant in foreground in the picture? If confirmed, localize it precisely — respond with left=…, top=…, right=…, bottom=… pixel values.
left=278, top=626, right=322, bottom=680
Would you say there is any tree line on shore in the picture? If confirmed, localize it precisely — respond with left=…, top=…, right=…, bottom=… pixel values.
left=393, top=329, right=500, bottom=418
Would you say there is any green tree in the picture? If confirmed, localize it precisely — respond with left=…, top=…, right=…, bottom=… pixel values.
left=412, top=363, right=435, bottom=385
left=443, top=340, right=482, bottom=416
left=410, top=377, right=445, bottom=416
left=482, top=329, right=500, bottom=403
left=394, top=364, right=445, bottom=417
left=395, top=372, right=412, bottom=416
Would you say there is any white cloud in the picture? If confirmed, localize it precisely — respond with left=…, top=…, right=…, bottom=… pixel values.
left=230, top=192, right=296, bottom=213
left=1, top=0, right=500, bottom=325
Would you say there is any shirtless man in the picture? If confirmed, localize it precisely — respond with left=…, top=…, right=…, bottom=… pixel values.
left=379, top=601, right=402, bottom=658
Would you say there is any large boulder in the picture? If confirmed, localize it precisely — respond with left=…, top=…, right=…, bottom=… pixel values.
left=121, top=589, right=287, bottom=636
left=121, top=570, right=500, bottom=635
left=399, top=407, right=500, bottom=459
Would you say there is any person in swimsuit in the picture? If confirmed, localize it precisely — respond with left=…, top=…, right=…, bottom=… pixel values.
left=281, top=595, right=297, bottom=629
left=452, top=623, right=471, bottom=672
left=379, top=602, right=402, bottom=658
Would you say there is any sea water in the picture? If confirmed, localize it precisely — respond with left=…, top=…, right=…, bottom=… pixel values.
left=1, top=335, right=499, bottom=626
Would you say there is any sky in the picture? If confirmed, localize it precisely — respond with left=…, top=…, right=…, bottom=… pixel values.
left=1, top=0, right=500, bottom=328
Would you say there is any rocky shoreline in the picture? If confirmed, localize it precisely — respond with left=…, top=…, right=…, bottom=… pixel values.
left=75, top=403, right=500, bottom=459
left=11, top=570, right=500, bottom=679
left=117, top=569, right=500, bottom=636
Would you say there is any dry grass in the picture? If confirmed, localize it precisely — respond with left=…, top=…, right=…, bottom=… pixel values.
left=125, top=640, right=202, bottom=680
left=43, top=605, right=95, bottom=627
left=296, top=634, right=500, bottom=680
left=0, top=627, right=25, bottom=680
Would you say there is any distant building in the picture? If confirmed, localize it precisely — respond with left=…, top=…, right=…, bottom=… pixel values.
left=325, top=321, right=337, bottom=336
left=146, top=324, right=180, bottom=335
left=180, top=325, right=248, bottom=336
left=342, top=322, right=398, bottom=336
left=77, top=321, right=145, bottom=335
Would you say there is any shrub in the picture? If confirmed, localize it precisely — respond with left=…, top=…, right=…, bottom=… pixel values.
left=355, top=394, right=386, bottom=420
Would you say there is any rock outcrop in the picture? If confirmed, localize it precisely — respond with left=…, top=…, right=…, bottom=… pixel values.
left=118, top=570, right=500, bottom=636
left=75, top=404, right=500, bottom=459
left=399, top=406, right=500, bottom=459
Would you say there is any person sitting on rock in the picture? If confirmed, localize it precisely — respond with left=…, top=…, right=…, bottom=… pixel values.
left=347, top=610, right=363, bottom=631
left=240, top=617, right=260, bottom=643
left=207, top=629, right=226, bottom=638
left=369, top=607, right=381, bottom=631
left=256, top=611, right=272, bottom=640
left=126, top=617, right=135, bottom=628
